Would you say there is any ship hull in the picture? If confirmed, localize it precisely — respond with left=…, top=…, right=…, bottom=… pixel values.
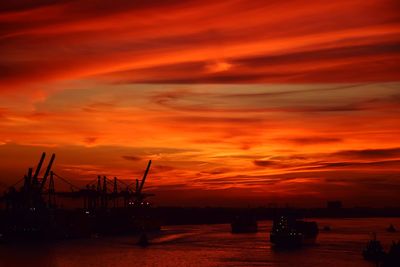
left=270, top=234, right=317, bottom=247
left=270, top=216, right=319, bottom=248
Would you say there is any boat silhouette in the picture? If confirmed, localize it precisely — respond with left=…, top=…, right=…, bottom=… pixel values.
left=362, top=233, right=386, bottom=262
left=270, top=215, right=319, bottom=247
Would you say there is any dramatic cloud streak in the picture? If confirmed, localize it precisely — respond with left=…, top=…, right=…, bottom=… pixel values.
left=0, top=1, right=399, bottom=206
left=1, top=0, right=399, bottom=92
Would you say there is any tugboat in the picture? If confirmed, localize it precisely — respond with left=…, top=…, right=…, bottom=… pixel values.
left=270, top=215, right=319, bottom=247
left=362, top=233, right=386, bottom=263
left=231, top=215, right=258, bottom=233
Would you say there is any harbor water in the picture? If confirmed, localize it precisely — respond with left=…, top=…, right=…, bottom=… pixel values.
left=1, top=217, right=399, bottom=267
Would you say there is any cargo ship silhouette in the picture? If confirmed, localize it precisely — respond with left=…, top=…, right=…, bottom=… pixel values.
left=270, top=215, right=319, bottom=247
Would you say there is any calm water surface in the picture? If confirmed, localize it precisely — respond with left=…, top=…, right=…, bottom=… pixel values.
left=1, top=217, right=399, bottom=267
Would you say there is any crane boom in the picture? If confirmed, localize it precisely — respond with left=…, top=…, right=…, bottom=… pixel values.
left=138, top=160, right=151, bottom=193
left=40, top=153, right=55, bottom=190
left=32, top=152, right=46, bottom=181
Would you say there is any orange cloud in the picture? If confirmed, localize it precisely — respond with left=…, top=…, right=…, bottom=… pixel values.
left=0, top=0, right=399, bottom=92
left=1, top=82, right=400, bottom=206
left=0, top=1, right=399, bottom=206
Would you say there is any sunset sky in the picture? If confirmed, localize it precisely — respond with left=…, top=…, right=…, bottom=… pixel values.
left=0, top=0, right=399, bottom=207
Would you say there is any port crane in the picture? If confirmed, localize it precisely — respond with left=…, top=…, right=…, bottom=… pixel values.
left=0, top=153, right=154, bottom=211
left=0, top=153, right=159, bottom=240
left=1, top=152, right=56, bottom=210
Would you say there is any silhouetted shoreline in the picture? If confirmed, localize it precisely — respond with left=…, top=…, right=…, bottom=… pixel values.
left=2, top=206, right=399, bottom=229
left=141, top=206, right=400, bottom=226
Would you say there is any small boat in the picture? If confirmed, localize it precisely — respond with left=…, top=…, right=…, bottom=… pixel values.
left=270, top=215, right=318, bottom=247
left=231, top=216, right=258, bottom=233
left=387, top=224, right=397, bottom=233
left=362, top=234, right=386, bottom=262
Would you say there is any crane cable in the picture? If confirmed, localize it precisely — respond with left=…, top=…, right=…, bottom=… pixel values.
left=52, top=172, right=81, bottom=191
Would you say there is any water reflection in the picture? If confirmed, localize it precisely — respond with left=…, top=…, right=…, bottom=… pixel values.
left=1, top=218, right=399, bottom=267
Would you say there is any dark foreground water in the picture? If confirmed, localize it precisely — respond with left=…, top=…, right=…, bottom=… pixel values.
left=1, top=217, right=399, bottom=267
